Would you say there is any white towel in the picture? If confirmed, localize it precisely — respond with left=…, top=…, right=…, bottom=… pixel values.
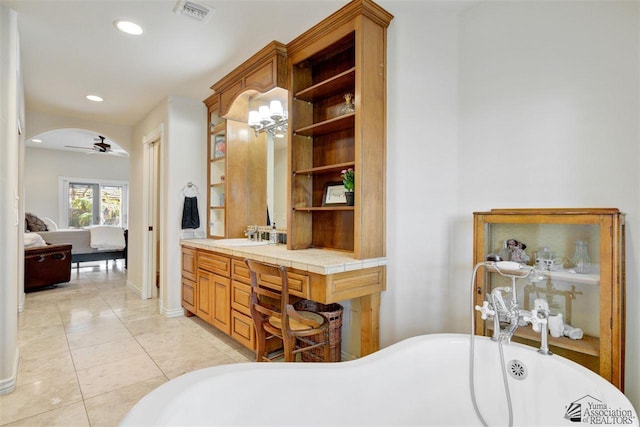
left=24, top=232, right=47, bottom=248
left=88, top=226, right=125, bottom=250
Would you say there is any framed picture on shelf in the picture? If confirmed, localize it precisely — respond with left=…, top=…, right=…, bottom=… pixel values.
left=214, top=135, right=226, bottom=158
left=323, top=182, right=347, bottom=206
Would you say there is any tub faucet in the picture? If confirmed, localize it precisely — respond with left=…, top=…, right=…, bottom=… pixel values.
left=475, top=261, right=550, bottom=353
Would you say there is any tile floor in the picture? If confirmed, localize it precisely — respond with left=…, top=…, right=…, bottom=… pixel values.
left=0, top=261, right=254, bottom=426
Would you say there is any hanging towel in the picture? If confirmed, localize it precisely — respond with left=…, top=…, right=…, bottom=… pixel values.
left=181, top=196, right=200, bottom=229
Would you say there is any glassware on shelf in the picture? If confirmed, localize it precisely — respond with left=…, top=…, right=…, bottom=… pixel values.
left=572, top=240, right=591, bottom=274
left=535, top=247, right=555, bottom=270
left=339, top=93, right=355, bottom=115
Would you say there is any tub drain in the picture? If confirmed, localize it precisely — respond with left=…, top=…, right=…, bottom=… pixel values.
left=507, top=359, right=527, bottom=380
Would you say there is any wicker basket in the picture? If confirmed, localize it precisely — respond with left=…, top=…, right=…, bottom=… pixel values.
left=294, top=299, right=343, bottom=362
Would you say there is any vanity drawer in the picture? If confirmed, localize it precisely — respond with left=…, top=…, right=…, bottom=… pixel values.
left=231, top=259, right=251, bottom=284
left=231, top=310, right=255, bottom=350
left=198, top=251, right=231, bottom=277
left=181, top=277, right=196, bottom=314
left=259, top=271, right=309, bottom=298
left=231, top=280, right=252, bottom=316
left=233, top=258, right=309, bottom=298
left=181, top=247, right=197, bottom=282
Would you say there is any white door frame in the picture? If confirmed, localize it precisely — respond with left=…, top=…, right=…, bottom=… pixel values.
left=141, top=124, right=163, bottom=300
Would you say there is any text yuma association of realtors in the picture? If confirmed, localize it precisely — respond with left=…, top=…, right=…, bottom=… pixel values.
left=582, top=402, right=635, bottom=424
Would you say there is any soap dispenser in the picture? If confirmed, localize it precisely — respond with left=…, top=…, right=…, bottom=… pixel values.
left=269, top=223, right=278, bottom=244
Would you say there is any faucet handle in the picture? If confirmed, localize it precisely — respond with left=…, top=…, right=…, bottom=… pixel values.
left=523, top=309, right=548, bottom=332
left=475, top=301, right=495, bottom=320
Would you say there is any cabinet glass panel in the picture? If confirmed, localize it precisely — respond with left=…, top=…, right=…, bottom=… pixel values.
left=209, top=209, right=224, bottom=238
left=209, top=185, right=225, bottom=208
left=482, top=223, right=600, bottom=345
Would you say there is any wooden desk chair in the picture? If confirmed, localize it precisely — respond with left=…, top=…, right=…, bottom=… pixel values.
left=245, top=259, right=330, bottom=362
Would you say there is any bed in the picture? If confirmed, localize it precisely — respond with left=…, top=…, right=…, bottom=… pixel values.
left=34, top=227, right=127, bottom=270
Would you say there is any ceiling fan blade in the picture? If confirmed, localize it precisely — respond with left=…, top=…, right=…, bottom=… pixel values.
left=64, top=145, right=93, bottom=150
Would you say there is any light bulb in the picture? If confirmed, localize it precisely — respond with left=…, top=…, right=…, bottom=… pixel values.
left=259, top=106, right=271, bottom=124
left=248, top=110, right=260, bottom=127
left=269, top=100, right=283, bottom=120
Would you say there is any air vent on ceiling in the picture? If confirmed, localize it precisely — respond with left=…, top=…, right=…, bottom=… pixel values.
left=174, top=0, right=215, bottom=23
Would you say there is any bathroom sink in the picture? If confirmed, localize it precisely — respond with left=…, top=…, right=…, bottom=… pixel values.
left=213, top=238, right=270, bottom=247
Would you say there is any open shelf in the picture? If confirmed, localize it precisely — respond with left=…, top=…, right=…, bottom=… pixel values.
left=293, top=206, right=354, bottom=212
left=294, top=162, right=355, bottom=176
left=294, top=113, right=354, bottom=137
left=294, top=67, right=355, bottom=102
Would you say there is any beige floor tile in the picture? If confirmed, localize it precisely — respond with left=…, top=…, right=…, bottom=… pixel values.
left=63, top=311, right=122, bottom=334
left=84, top=376, right=167, bottom=427
left=0, top=371, right=82, bottom=425
left=71, top=337, right=146, bottom=371
left=4, top=401, right=90, bottom=427
left=122, top=314, right=187, bottom=337
left=17, top=323, right=66, bottom=344
left=18, top=334, right=69, bottom=361
left=66, top=322, right=132, bottom=350
left=151, top=346, right=223, bottom=379
left=76, top=354, right=163, bottom=399
left=134, top=327, right=205, bottom=355
left=18, top=307, right=62, bottom=329
left=17, top=349, right=76, bottom=387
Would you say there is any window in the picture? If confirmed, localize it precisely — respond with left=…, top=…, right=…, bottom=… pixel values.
left=60, top=177, right=128, bottom=228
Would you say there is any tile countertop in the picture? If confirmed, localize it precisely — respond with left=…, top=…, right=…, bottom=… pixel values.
left=180, top=239, right=387, bottom=275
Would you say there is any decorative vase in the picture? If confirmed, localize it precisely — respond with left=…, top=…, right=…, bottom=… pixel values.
left=345, top=191, right=354, bottom=206
left=339, top=93, right=355, bottom=115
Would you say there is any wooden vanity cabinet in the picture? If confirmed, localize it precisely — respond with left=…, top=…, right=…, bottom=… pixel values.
left=287, top=0, right=392, bottom=259
left=473, top=208, right=626, bottom=390
left=193, top=249, right=231, bottom=334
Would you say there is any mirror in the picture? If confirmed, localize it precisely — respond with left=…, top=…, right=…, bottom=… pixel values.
left=224, top=87, right=288, bottom=230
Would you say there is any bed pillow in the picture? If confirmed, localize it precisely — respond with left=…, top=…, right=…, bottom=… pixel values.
left=25, top=212, right=48, bottom=232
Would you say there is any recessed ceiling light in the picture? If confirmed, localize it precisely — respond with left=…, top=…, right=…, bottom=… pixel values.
left=86, top=95, right=104, bottom=102
left=32, top=139, right=42, bottom=143
left=114, top=19, right=143, bottom=36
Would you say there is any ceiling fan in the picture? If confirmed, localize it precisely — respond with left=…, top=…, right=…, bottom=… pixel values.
left=64, top=136, right=127, bottom=156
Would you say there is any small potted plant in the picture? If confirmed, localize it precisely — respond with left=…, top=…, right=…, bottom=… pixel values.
left=341, top=168, right=355, bottom=206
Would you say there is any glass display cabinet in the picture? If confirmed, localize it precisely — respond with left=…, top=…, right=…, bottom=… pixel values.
left=208, top=116, right=226, bottom=238
left=473, top=208, right=626, bottom=390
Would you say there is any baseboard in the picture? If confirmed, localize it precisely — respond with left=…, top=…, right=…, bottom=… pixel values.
left=162, top=306, right=185, bottom=318
left=126, top=280, right=142, bottom=297
left=0, top=347, right=19, bottom=396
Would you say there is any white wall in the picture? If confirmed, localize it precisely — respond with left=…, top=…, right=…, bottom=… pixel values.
left=0, top=5, right=21, bottom=395
left=24, top=147, right=129, bottom=225
left=128, top=96, right=206, bottom=313
left=163, top=97, right=207, bottom=314
left=128, top=98, right=168, bottom=297
left=382, top=4, right=460, bottom=340
left=381, top=0, right=639, bottom=409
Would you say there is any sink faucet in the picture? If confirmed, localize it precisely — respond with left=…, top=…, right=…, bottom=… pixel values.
left=475, top=261, right=551, bottom=354
left=244, top=225, right=258, bottom=241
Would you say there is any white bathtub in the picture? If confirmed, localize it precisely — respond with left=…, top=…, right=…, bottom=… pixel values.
left=121, top=334, right=637, bottom=426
